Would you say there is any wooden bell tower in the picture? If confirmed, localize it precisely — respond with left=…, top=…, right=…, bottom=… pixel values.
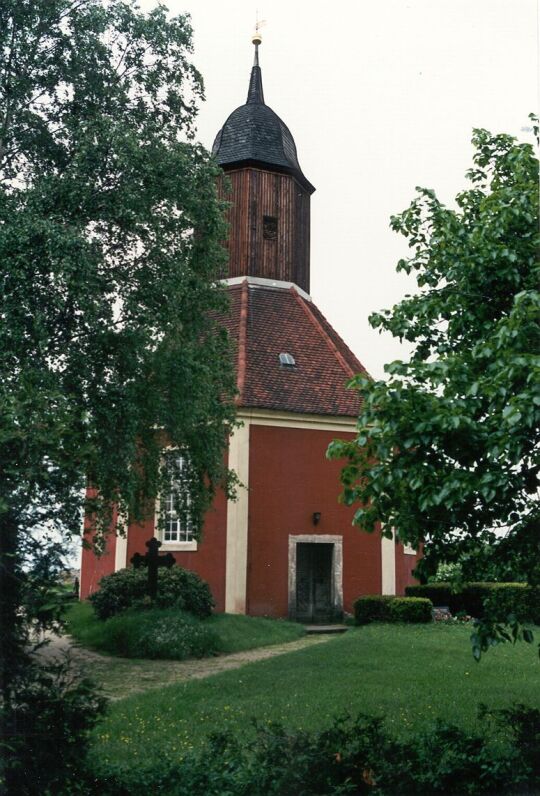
left=212, top=34, right=315, bottom=294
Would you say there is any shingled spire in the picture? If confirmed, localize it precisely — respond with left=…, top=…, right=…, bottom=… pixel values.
left=212, top=37, right=314, bottom=193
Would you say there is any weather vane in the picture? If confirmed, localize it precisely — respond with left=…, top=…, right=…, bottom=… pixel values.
left=252, top=11, right=266, bottom=48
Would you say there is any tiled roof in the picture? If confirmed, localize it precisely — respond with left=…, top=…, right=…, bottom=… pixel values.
left=221, top=280, right=367, bottom=417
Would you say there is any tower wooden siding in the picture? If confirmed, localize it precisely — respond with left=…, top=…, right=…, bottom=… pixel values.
left=218, top=167, right=311, bottom=293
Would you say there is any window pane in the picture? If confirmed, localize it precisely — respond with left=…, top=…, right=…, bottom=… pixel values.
left=162, top=455, right=193, bottom=542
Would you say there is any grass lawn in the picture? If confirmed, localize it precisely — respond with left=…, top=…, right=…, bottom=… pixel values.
left=65, top=601, right=305, bottom=657
left=90, top=622, right=540, bottom=775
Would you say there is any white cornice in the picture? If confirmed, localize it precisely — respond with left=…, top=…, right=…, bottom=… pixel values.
left=223, top=275, right=312, bottom=303
left=237, top=407, right=357, bottom=432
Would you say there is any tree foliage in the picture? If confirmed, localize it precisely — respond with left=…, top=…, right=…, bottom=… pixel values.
left=0, top=0, right=236, bottom=786
left=430, top=540, right=530, bottom=584
left=329, top=125, right=539, bottom=585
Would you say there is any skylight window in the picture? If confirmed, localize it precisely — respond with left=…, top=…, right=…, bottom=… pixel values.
left=279, top=352, right=296, bottom=368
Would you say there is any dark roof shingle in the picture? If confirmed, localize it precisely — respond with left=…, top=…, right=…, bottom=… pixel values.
left=212, top=64, right=315, bottom=194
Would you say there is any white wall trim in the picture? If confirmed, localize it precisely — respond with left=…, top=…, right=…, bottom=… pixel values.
left=381, top=529, right=396, bottom=595
left=238, top=408, right=357, bottom=433
left=114, top=532, right=128, bottom=571
left=288, top=534, right=343, bottom=620
left=223, top=275, right=312, bottom=303
left=160, top=541, right=198, bottom=552
left=225, top=421, right=251, bottom=613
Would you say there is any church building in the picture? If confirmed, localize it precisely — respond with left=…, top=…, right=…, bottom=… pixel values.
left=80, top=37, right=419, bottom=620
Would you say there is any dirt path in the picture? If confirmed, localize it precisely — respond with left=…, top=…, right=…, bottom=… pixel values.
left=34, top=632, right=333, bottom=701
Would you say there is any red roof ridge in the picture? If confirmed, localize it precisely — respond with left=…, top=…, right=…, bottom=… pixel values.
left=310, top=302, right=370, bottom=379
left=289, top=286, right=356, bottom=379
left=236, top=278, right=249, bottom=403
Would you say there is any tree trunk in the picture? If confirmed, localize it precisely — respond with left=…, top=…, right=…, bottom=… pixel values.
left=0, top=510, right=28, bottom=696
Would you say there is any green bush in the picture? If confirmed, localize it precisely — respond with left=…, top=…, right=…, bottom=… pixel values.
left=153, top=567, right=215, bottom=618
left=89, top=566, right=214, bottom=620
left=406, top=582, right=539, bottom=622
left=406, top=582, right=458, bottom=611
left=89, top=706, right=540, bottom=795
left=90, top=608, right=219, bottom=659
left=388, top=597, right=433, bottom=623
left=527, top=586, right=540, bottom=624
left=354, top=595, right=432, bottom=625
left=484, top=583, right=540, bottom=624
left=1, top=663, right=106, bottom=795
left=354, top=595, right=394, bottom=624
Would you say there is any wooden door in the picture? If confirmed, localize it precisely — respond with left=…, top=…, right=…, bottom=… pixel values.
left=295, top=543, right=333, bottom=622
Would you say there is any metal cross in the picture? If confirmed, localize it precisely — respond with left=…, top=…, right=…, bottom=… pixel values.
left=130, top=537, right=175, bottom=600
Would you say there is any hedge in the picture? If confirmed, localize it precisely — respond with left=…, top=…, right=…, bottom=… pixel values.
left=389, top=597, right=433, bottom=624
left=354, top=595, right=432, bottom=625
left=87, top=705, right=540, bottom=795
left=405, top=582, right=540, bottom=623
left=89, top=566, right=214, bottom=620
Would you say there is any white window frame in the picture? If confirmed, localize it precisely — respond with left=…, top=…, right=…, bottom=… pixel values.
left=156, top=453, right=198, bottom=552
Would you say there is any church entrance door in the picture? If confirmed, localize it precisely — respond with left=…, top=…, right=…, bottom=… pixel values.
left=295, top=543, right=334, bottom=623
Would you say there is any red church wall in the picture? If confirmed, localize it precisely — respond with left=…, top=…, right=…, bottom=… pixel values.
left=126, top=486, right=229, bottom=613
left=80, top=499, right=118, bottom=600
left=395, top=543, right=421, bottom=595
left=79, top=470, right=229, bottom=610
left=80, top=538, right=116, bottom=599
left=80, top=425, right=408, bottom=616
left=246, top=424, right=381, bottom=618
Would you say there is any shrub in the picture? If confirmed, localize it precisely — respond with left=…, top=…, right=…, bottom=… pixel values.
left=388, top=597, right=432, bottom=624
left=153, top=567, right=215, bottom=619
left=92, top=608, right=219, bottom=659
left=89, top=707, right=538, bottom=795
left=354, top=595, right=432, bottom=625
left=481, top=703, right=540, bottom=782
left=527, top=586, right=540, bottom=624
left=482, top=583, right=540, bottom=624
left=405, top=583, right=459, bottom=611
left=1, top=662, right=106, bottom=796
left=90, top=566, right=214, bottom=620
left=66, top=602, right=306, bottom=659
left=353, top=595, right=394, bottom=624
left=89, top=567, right=145, bottom=619
left=406, top=582, right=539, bottom=622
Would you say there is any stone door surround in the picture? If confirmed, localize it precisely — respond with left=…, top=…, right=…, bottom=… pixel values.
left=288, top=534, right=343, bottom=620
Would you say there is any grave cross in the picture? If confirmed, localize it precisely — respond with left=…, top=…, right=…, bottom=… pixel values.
left=130, top=537, right=175, bottom=600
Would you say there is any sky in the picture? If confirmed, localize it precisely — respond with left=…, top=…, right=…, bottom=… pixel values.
left=141, top=0, right=537, bottom=378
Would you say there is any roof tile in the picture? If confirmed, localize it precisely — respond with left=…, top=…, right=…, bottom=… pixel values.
left=221, top=282, right=367, bottom=417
